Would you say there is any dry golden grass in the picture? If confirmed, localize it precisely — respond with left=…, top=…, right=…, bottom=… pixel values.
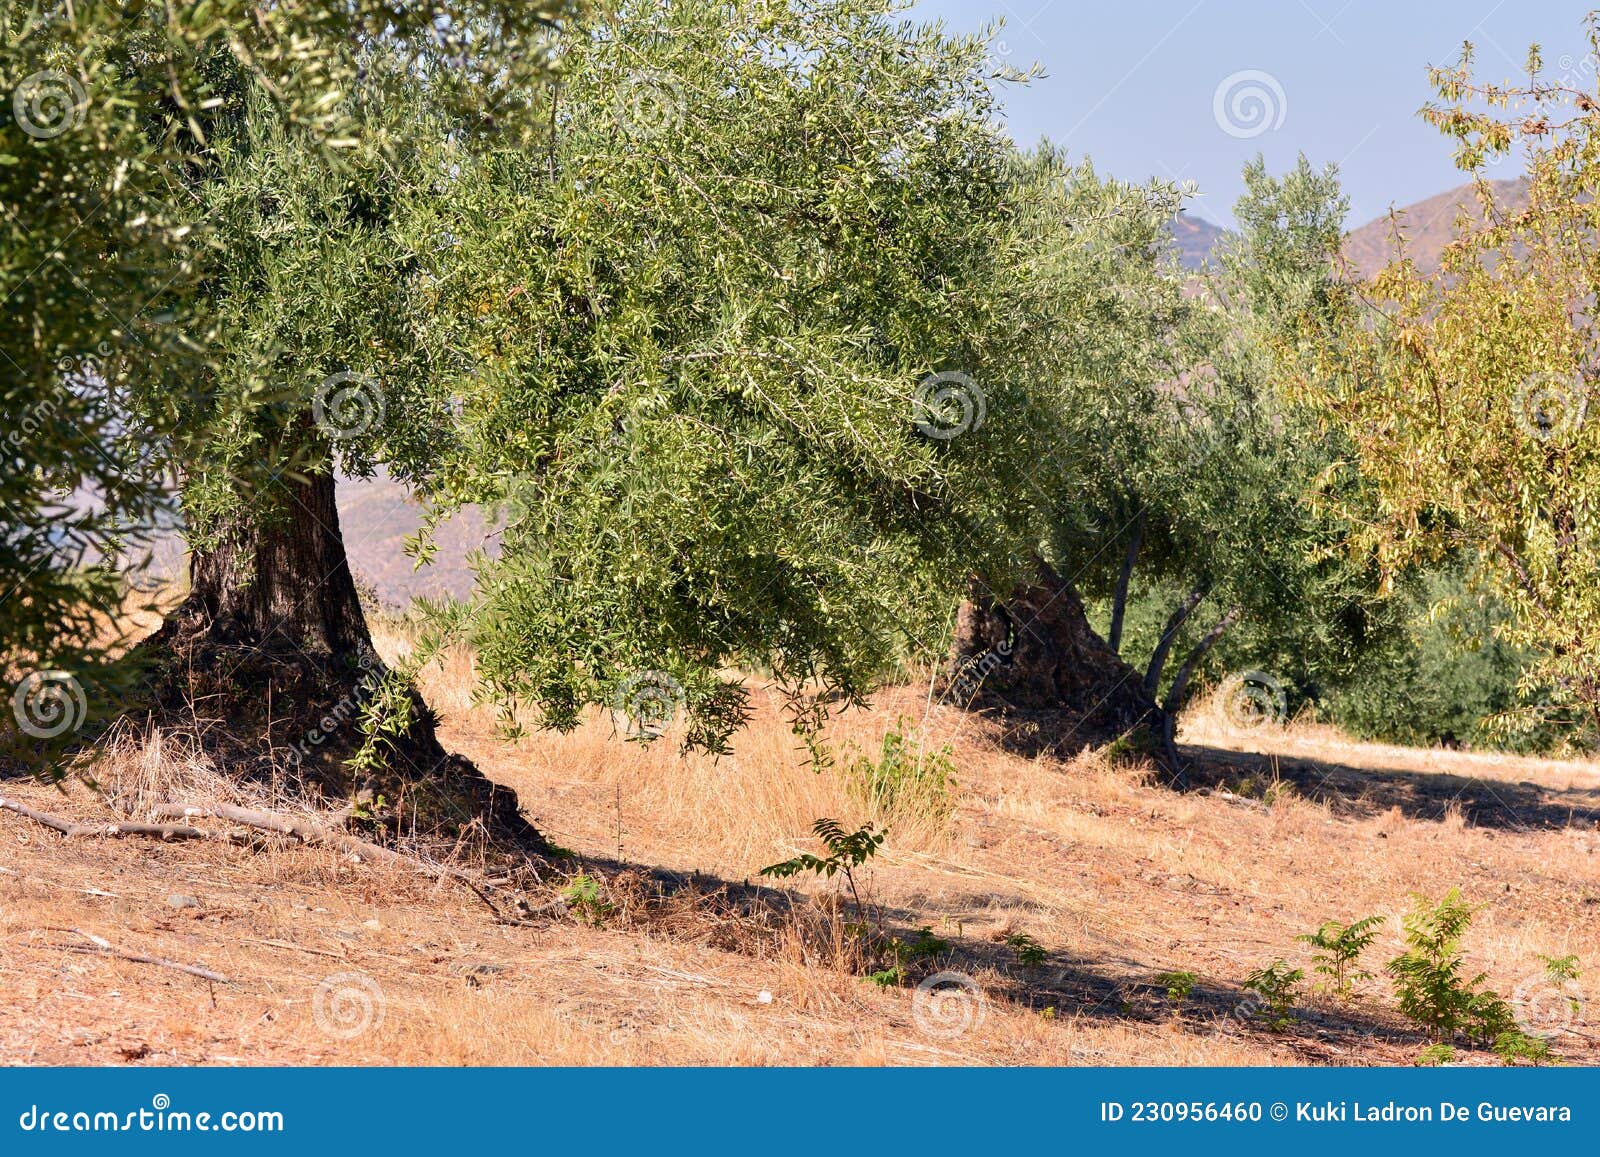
left=3, top=630, right=1599, bottom=1067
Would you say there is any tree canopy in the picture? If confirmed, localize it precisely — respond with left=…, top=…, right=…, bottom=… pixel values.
left=392, top=0, right=1076, bottom=750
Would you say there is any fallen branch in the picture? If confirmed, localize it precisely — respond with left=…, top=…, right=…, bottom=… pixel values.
left=152, top=802, right=405, bottom=866
left=0, top=796, right=215, bottom=842
left=236, top=937, right=343, bottom=960
left=154, top=801, right=566, bottom=921
left=44, top=933, right=227, bottom=984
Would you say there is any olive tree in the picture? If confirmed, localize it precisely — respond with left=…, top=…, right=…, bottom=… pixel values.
left=2, top=1, right=575, bottom=770
left=98, top=0, right=1070, bottom=847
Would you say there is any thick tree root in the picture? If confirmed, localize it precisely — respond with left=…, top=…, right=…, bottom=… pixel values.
left=129, top=613, right=548, bottom=859
left=149, top=801, right=406, bottom=866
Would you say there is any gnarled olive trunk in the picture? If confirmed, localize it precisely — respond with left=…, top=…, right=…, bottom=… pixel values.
left=944, top=560, right=1167, bottom=761
left=182, top=459, right=371, bottom=658
left=138, top=458, right=544, bottom=854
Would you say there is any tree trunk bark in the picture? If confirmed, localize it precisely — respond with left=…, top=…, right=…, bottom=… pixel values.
left=1143, top=583, right=1209, bottom=698
left=181, top=461, right=371, bottom=657
left=1154, top=606, right=1241, bottom=788
left=1107, top=514, right=1142, bottom=655
left=1159, top=607, right=1243, bottom=719
left=945, top=560, right=1163, bottom=753
left=136, top=454, right=545, bottom=856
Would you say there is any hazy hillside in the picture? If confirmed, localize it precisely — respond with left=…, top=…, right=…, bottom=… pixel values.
left=1341, top=177, right=1527, bottom=278
left=1167, top=209, right=1227, bottom=270
left=338, top=468, right=490, bottom=606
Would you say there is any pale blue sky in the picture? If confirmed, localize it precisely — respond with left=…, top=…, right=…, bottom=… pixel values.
left=913, top=0, right=1592, bottom=228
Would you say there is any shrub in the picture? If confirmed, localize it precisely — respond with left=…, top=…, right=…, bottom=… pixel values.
left=1007, top=932, right=1048, bottom=968
left=1297, top=915, right=1385, bottom=999
left=867, top=926, right=951, bottom=988
left=846, top=718, right=956, bottom=827
left=1154, top=970, right=1197, bottom=1008
left=1242, top=961, right=1304, bottom=1031
left=560, top=873, right=613, bottom=926
left=1416, top=1043, right=1456, bottom=1066
left=1536, top=953, right=1583, bottom=1022
left=760, top=819, right=886, bottom=916
left=1494, top=1031, right=1555, bottom=1066
left=1385, top=889, right=1533, bottom=1052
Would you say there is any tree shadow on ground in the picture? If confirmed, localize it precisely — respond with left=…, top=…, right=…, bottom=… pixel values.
left=965, top=699, right=1600, bottom=833
left=961, top=701, right=1159, bottom=763
left=570, top=853, right=1427, bottom=1061
left=1174, top=741, right=1600, bottom=831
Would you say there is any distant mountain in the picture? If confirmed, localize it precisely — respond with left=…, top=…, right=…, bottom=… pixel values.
left=338, top=468, right=490, bottom=608
left=1341, top=178, right=1527, bottom=279
left=1164, top=178, right=1529, bottom=277
left=1167, top=210, right=1227, bottom=270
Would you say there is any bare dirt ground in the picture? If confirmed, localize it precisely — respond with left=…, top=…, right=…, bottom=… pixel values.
left=3, top=633, right=1598, bottom=1067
